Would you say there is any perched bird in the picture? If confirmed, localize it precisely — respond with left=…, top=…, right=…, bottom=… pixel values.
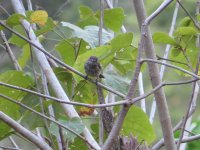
left=84, top=56, right=104, bottom=79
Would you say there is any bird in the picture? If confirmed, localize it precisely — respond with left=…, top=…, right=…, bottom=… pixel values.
left=84, top=56, right=104, bottom=79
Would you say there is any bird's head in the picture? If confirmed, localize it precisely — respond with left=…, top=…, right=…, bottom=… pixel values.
left=89, top=56, right=98, bottom=62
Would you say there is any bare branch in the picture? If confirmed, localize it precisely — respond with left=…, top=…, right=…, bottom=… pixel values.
left=153, top=134, right=200, bottom=150
left=133, top=0, right=176, bottom=149
left=145, top=0, right=173, bottom=24
left=141, top=59, right=200, bottom=79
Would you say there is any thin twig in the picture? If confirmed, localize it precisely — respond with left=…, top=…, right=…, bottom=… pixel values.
left=176, top=0, right=200, bottom=30
left=141, top=59, right=200, bottom=79
left=0, top=78, right=198, bottom=109
left=145, top=0, right=173, bottom=24
left=156, top=55, right=189, bottom=67
left=0, top=145, right=22, bottom=150
left=0, top=31, right=22, bottom=70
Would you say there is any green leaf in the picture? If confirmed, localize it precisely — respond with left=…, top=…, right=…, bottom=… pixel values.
left=6, top=14, right=25, bottom=26
left=0, top=71, right=34, bottom=139
left=180, top=17, right=192, bottom=27
left=153, top=32, right=177, bottom=45
left=77, top=16, right=98, bottom=28
left=187, top=120, right=200, bottom=149
left=104, top=8, right=125, bottom=32
left=73, top=80, right=98, bottom=104
left=79, top=6, right=94, bottom=19
left=122, top=106, right=156, bottom=144
left=55, top=39, right=75, bottom=66
left=112, top=46, right=137, bottom=74
left=61, top=22, right=112, bottom=48
left=96, top=8, right=125, bottom=32
left=9, top=25, right=27, bottom=47
left=35, top=18, right=56, bottom=36
left=49, top=118, right=84, bottom=142
left=18, top=44, right=31, bottom=68
left=175, top=27, right=197, bottom=36
left=110, top=33, right=133, bottom=50
left=104, top=72, right=130, bottom=95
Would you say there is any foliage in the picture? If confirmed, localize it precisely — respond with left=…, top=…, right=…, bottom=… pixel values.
left=1, top=1, right=200, bottom=149
left=186, top=120, right=200, bottom=150
left=122, top=106, right=156, bottom=144
left=0, top=71, right=34, bottom=139
left=153, top=17, right=199, bottom=75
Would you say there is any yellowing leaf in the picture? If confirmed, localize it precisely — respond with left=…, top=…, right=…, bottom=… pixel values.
left=30, top=10, right=48, bottom=26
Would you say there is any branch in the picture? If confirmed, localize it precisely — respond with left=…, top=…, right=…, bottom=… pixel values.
left=0, top=111, right=52, bottom=150
left=141, top=59, right=200, bottom=79
left=145, top=0, right=173, bottom=24
left=153, top=134, right=200, bottom=150
left=133, top=0, right=176, bottom=149
left=1, top=78, right=198, bottom=108
left=98, top=0, right=104, bottom=145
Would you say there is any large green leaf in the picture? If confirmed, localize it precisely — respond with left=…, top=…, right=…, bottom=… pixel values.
left=153, top=32, right=177, bottom=45
left=61, top=22, right=112, bottom=48
left=96, top=8, right=125, bottom=32
left=0, top=71, right=34, bottom=139
left=122, top=106, right=156, bottom=144
left=79, top=6, right=94, bottom=19
left=49, top=118, right=84, bottom=142
left=77, top=6, right=98, bottom=28
left=55, top=39, right=75, bottom=66
left=103, top=8, right=125, bottom=32
left=110, top=33, right=133, bottom=50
